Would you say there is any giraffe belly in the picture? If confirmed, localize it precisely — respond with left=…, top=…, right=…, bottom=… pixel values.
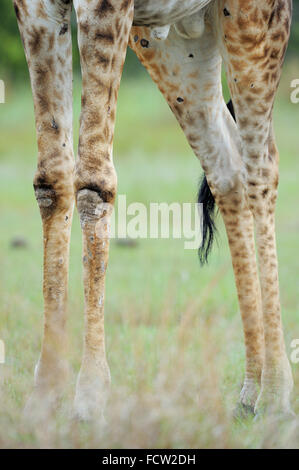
left=133, top=0, right=213, bottom=27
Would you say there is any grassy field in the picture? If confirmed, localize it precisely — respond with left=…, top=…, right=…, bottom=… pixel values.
left=0, top=56, right=299, bottom=448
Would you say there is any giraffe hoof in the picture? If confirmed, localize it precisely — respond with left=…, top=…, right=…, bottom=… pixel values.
left=72, top=395, right=106, bottom=425
left=235, top=378, right=260, bottom=421
left=254, top=394, right=296, bottom=421
left=23, top=387, right=58, bottom=425
left=254, top=406, right=296, bottom=422
left=73, top=368, right=110, bottom=423
left=233, top=402, right=255, bottom=421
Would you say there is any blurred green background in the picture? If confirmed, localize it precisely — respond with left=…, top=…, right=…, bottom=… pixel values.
left=0, top=1, right=299, bottom=449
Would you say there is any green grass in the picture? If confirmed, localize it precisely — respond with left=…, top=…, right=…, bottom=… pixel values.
left=0, top=60, right=299, bottom=448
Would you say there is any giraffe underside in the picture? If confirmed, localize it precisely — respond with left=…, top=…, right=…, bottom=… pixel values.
left=133, top=0, right=213, bottom=27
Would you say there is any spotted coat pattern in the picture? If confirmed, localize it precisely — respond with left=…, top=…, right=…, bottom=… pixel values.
left=13, top=0, right=294, bottom=420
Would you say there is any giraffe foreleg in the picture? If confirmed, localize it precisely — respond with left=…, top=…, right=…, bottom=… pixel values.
left=14, top=0, right=74, bottom=419
left=72, top=0, right=133, bottom=422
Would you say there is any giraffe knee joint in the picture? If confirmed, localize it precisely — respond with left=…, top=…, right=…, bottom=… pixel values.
left=35, top=186, right=56, bottom=208
left=76, top=186, right=115, bottom=229
left=77, top=189, right=104, bottom=227
left=34, top=185, right=58, bottom=219
left=34, top=171, right=74, bottom=220
left=34, top=184, right=74, bottom=219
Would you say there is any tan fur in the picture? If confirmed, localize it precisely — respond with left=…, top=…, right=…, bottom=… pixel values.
left=14, top=0, right=294, bottom=420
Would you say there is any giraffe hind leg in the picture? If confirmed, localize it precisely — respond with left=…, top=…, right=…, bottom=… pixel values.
left=215, top=0, right=294, bottom=418
left=130, top=24, right=264, bottom=416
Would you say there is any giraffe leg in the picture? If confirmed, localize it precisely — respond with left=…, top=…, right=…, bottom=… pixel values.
left=215, top=0, right=294, bottom=417
left=14, top=0, right=74, bottom=416
left=130, top=23, right=264, bottom=415
left=72, top=0, right=133, bottom=421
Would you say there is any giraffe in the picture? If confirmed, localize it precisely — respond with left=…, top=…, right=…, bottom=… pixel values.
left=13, top=0, right=294, bottom=421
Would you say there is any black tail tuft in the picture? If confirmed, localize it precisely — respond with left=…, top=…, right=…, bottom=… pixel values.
left=198, top=174, right=217, bottom=265
left=197, top=99, right=236, bottom=265
left=226, top=99, right=236, bottom=122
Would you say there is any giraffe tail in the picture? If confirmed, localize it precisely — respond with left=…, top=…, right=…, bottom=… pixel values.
left=198, top=99, right=235, bottom=265
left=198, top=173, right=217, bottom=265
